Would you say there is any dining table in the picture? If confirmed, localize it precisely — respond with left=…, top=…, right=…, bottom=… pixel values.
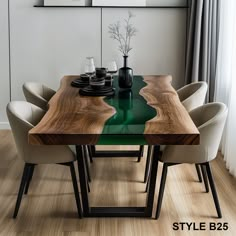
left=28, top=75, right=200, bottom=217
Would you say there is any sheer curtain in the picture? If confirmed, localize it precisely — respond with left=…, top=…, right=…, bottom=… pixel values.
left=185, top=0, right=220, bottom=102
left=215, top=0, right=236, bottom=177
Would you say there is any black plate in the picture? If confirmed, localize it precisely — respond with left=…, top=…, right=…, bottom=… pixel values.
left=79, top=86, right=115, bottom=97
left=82, top=85, right=113, bottom=93
left=71, top=78, right=89, bottom=88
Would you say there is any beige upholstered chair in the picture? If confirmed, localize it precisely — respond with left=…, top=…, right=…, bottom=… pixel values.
left=144, top=81, right=208, bottom=183
left=22, top=82, right=93, bottom=182
left=177, top=81, right=209, bottom=184
left=155, top=102, right=228, bottom=219
left=23, top=82, right=55, bottom=110
left=7, top=101, right=82, bottom=218
left=177, top=81, right=208, bottom=112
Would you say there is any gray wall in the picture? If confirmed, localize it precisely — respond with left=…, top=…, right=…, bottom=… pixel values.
left=0, top=0, right=187, bottom=128
left=0, top=0, right=10, bottom=127
left=102, top=8, right=186, bottom=89
left=10, top=0, right=101, bottom=101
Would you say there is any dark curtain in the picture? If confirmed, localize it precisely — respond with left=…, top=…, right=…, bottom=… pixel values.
left=185, top=0, right=220, bottom=102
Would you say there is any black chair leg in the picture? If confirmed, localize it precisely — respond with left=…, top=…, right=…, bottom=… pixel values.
left=69, top=162, right=83, bottom=218
left=13, top=163, right=31, bottom=218
left=195, top=164, right=202, bottom=182
left=24, top=165, right=35, bottom=195
left=200, top=164, right=209, bottom=193
left=155, top=163, right=168, bottom=219
left=87, top=180, right=90, bottom=193
left=205, top=162, right=222, bottom=218
left=145, top=174, right=150, bottom=192
left=144, top=145, right=152, bottom=183
left=83, top=147, right=91, bottom=182
left=83, top=147, right=91, bottom=192
left=88, top=146, right=93, bottom=163
left=137, top=145, right=144, bottom=162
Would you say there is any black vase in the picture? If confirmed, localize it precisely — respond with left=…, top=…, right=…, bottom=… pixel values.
left=118, top=56, right=133, bottom=89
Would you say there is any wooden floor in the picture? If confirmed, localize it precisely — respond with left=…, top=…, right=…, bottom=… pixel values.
left=0, top=130, right=236, bottom=236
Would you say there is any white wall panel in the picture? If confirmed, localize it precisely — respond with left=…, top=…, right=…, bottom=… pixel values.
left=102, top=9, right=186, bottom=89
left=0, top=0, right=10, bottom=125
left=10, top=0, right=101, bottom=100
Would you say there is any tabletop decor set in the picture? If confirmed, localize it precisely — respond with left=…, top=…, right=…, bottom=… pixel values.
left=71, top=58, right=117, bottom=96
left=71, top=11, right=137, bottom=96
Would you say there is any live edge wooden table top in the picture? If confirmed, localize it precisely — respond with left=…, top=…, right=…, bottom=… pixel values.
left=28, top=75, right=200, bottom=218
left=29, top=75, right=199, bottom=146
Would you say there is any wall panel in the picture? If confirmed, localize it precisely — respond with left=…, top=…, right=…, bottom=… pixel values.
left=0, top=0, right=10, bottom=126
left=102, top=8, right=186, bottom=89
left=10, top=0, right=101, bottom=100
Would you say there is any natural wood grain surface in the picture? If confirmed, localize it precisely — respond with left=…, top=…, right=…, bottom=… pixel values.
left=1, top=130, right=236, bottom=236
left=140, top=76, right=199, bottom=144
left=29, top=75, right=199, bottom=145
left=29, top=76, right=116, bottom=145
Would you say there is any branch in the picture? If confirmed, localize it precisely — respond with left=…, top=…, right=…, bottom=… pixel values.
left=108, top=11, right=137, bottom=56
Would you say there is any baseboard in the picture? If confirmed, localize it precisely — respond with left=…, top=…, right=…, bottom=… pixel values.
left=0, top=122, right=10, bottom=129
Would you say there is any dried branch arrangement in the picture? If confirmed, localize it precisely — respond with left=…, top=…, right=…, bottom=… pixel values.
left=108, top=11, right=137, bottom=56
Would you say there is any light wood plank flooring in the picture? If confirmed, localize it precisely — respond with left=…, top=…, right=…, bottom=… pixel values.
left=0, top=130, right=236, bottom=236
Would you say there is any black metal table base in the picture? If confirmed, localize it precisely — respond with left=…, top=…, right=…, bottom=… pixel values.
left=84, top=207, right=146, bottom=217
left=92, top=150, right=141, bottom=158
left=76, top=145, right=160, bottom=217
left=90, top=145, right=144, bottom=158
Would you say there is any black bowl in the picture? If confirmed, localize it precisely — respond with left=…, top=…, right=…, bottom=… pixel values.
left=96, top=67, right=107, bottom=78
left=80, top=74, right=90, bottom=82
left=90, top=78, right=105, bottom=90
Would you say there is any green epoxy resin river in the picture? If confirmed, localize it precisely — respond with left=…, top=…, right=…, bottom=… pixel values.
left=97, top=76, right=157, bottom=145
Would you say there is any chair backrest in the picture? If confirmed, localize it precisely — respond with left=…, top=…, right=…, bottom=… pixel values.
left=177, top=82, right=208, bottom=112
left=23, top=82, right=55, bottom=110
left=190, top=102, right=228, bottom=161
left=161, top=102, right=228, bottom=164
left=6, top=101, right=46, bottom=162
left=6, top=101, right=74, bottom=164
